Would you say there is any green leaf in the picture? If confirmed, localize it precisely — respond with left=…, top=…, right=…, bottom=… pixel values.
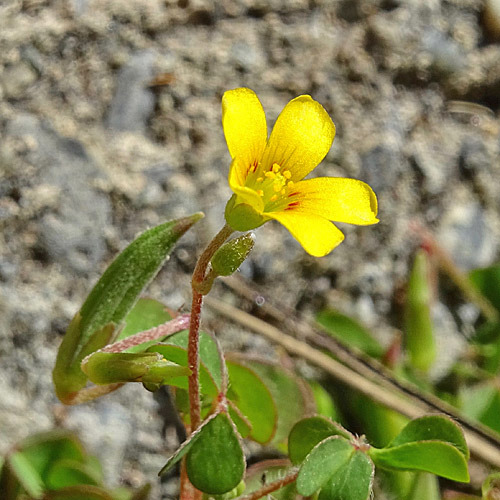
left=245, top=360, right=313, bottom=445
left=296, top=437, right=353, bottom=496
left=389, top=415, right=469, bottom=460
left=117, top=298, right=173, bottom=353
left=158, top=411, right=219, bottom=476
left=370, top=441, right=469, bottom=482
left=53, top=213, right=203, bottom=403
left=460, top=383, right=500, bottom=434
left=469, top=264, right=500, bottom=315
left=316, top=309, right=383, bottom=358
left=226, top=361, right=277, bottom=444
left=46, top=458, right=102, bottom=489
left=7, top=452, right=45, bottom=498
left=186, top=412, right=245, bottom=494
left=82, top=351, right=189, bottom=385
left=404, top=250, right=436, bottom=373
left=308, top=381, right=338, bottom=421
left=288, top=416, right=352, bottom=465
left=318, top=450, right=374, bottom=500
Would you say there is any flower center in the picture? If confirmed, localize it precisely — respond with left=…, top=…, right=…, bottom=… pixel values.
left=245, top=162, right=297, bottom=212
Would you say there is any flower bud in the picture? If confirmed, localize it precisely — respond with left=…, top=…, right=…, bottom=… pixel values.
left=211, top=232, right=255, bottom=277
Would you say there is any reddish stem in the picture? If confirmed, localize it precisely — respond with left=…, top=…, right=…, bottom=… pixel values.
left=182, top=224, right=234, bottom=500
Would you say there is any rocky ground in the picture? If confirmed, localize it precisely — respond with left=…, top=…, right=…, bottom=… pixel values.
left=1, top=0, right=500, bottom=498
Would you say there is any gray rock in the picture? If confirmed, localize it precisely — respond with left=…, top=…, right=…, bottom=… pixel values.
left=106, top=50, right=157, bottom=133
left=421, top=29, right=467, bottom=77
left=439, top=201, right=498, bottom=270
left=360, top=144, right=402, bottom=193
left=459, top=137, right=492, bottom=179
left=6, top=114, right=112, bottom=273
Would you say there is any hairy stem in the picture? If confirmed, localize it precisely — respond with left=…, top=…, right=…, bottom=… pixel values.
left=187, top=224, right=234, bottom=431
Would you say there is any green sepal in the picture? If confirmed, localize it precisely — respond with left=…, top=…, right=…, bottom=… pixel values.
left=81, top=352, right=190, bottom=385
left=211, top=232, right=255, bottom=277
left=53, top=213, right=203, bottom=404
left=225, top=195, right=265, bottom=231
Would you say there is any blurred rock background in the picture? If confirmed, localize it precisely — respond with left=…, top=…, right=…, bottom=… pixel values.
left=0, top=0, right=499, bottom=497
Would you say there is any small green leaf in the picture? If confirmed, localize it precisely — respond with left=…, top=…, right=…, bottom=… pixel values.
left=404, top=250, right=436, bottom=373
left=226, top=361, right=277, bottom=444
left=316, top=309, right=383, bottom=358
left=117, top=298, right=173, bottom=353
left=7, top=452, right=45, bottom=498
left=46, top=458, right=102, bottom=489
left=318, top=450, right=374, bottom=500
left=369, top=441, right=469, bottom=482
left=186, top=412, right=245, bottom=494
left=288, top=416, right=352, bottom=465
left=296, top=437, right=353, bottom=496
left=53, top=213, right=203, bottom=403
left=389, top=415, right=469, bottom=460
left=308, top=381, right=338, bottom=421
left=158, top=412, right=218, bottom=476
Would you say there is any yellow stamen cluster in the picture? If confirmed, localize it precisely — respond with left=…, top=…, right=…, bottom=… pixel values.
left=248, top=162, right=295, bottom=208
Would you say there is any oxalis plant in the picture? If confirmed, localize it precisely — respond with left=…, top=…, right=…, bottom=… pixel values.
left=51, top=88, right=470, bottom=500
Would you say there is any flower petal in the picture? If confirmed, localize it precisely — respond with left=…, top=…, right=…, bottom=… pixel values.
left=290, top=177, right=379, bottom=225
left=228, top=158, right=265, bottom=212
left=261, top=95, right=335, bottom=182
left=222, top=88, right=267, bottom=187
left=268, top=210, right=344, bottom=257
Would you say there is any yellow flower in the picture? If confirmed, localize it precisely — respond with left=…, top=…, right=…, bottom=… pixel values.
left=222, top=88, right=378, bottom=257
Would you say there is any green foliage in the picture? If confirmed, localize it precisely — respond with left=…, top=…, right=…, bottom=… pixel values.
left=0, top=431, right=149, bottom=500
left=316, top=309, right=383, bottom=358
left=211, top=233, right=255, bottom=277
left=52, top=214, right=203, bottom=403
left=369, top=416, right=469, bottom=482
left=404, top=250, right=436, bottom=373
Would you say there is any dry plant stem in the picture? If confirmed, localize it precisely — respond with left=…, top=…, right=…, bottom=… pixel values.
left=188, top=224, right=234, bottom=432
left=236, top=468, right=299, bottom=500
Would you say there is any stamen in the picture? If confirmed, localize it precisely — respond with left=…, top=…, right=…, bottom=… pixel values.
left=256, top=177, right=264, bottom=183
left=283, top=170, right=291, bottom=179
left=265, top=171, right=276, bottom=179
left=281, top=188, right=286, bottom=195
left=272, top=163, right=281, bottom=173
left=257, top=190, right=264, bottom=197
left=287, top=180, right=294, bottom=188
left=273, top=183, right=281, bottom=192
left=270, top=194, right=278, bottom=202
